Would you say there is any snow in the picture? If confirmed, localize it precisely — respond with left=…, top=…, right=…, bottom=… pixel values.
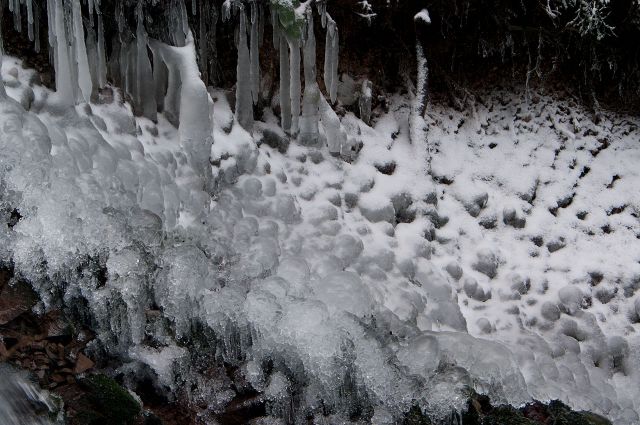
left=1, top=24, right=640, bottom=424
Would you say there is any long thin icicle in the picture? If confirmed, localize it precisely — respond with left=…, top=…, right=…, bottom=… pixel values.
left=96, top=6, right=107, bottom=88
left=289, top=38, right=300, bottom=135
left=324, top=17, right=339, bottom=103
left=72, top=0, right=92, bottom=103
left=135, top=1, right=157, bottom=120
left=279, top=35, right=291, bottom=132
left=51, top=0, right=73, bottom=104
left=299, top=11, right=319, bottom=145
left=235, top=7, right=253, bottom=130
left=27, top=0, right=34, bottom=41
left=249, top=1, right=260, bottom=105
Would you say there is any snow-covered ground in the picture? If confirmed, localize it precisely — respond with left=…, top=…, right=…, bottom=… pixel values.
left=1, top=55, right=639, bottom=423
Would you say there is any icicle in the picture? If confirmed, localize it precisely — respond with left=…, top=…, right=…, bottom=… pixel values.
left=87, top=0, right=94, bottom=15
left=271, top=5, right=280, bottom=50
left=359, top=79, right=372, bottom=125
left=27, top=0, right=34, bottom=41
left=279, top=35, right=291, bottom=132
left=250, top=1, right=260, bottom=105
left=299, top=10, right=319, bottom=146
left=13, top=0, right=22, bottom=33
left=52, top=0, right=74, bottom=105
left=320, top=95, right=346, bottom=155
left=152, top=49, right=168, bottom=113
left=235, top=7, right=253, bottom=130
left=318, top=0, right=327, bottom=28
left=135, top=1, right=157, bottom=121
left=34, top=3, right=40, bottom=52
left=116, top=0, right=125, bottom=34
left=72, top=0, right=92, bottom=103
left=86, top=24, right=99, bottom=91
left=0, top=6, right=5, bottom=99
left=198, top=0, right=208, bottom=84
left=47, top=0, right=56, bottom=65
left=96, top=7, right=107, bottom=88
left=324, top=18, right=339, bottom=103
left=222, top=0, right=231, bottom=22
left=289, top=38, right=300, bottom=135
left=191, top=0, right=196, bottom=15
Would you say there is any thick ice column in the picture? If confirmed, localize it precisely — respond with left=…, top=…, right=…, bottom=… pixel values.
left=289, top=37, right=301, bottom=135
left=299, top=11, right=320, bottom=146
left=323, top=17, right=339, bottom=103
left=72, top=0, right=92, bottom=103
left=235, top=8, right=254, bottom=131
left=320, top=95, right=347, bottom=155
left=149, top=34, right=214, bottom=191
left=278, top=35, right=291, bottom=132
left=52, top=0, right=74, bottom=105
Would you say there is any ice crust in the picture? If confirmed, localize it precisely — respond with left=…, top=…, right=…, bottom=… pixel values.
left=0, top=4, right=639, bottom=423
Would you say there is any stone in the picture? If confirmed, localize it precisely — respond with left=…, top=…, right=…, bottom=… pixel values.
left=260, top=129, right=289, bottom=153
left=540, top=301, right=561, bottom=321
left=74, top=353, right=95, bottom=374
left=472, top=249, right=499, bottom=279
left=0, top=279, right=38, bottom=325
left=445, top=262, right=463, bottom=281
left=503, top=207, right=526, bottom=228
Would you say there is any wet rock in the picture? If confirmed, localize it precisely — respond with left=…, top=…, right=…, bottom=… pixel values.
left=0, top=277, right=37, bottom=325
left=472, top=249, right=499, bottom=279
left=464, top=192, right=489, bottom=218
left=359, top=198, right=395, bottom=224
left=541, top=302, right=561, bottom=322
left=547, top=237, right=566, bottom=253
left=74, top=353, right=95, bottom=374
left=445, top=262, right=463, bottom=281
left=260, top=129, right=289, bottom=153
left=503, top=207, right=526, bottom=228
left=74, top=374, right=142, bottom=425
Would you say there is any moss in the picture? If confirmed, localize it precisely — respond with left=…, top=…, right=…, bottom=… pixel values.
left=481, top=406, right=536, bottom=425
left=270, top=0, right=303, bottom=39
left=77, top=374, right=141, bottom=425
left=547, top=400, right=612, bottom=425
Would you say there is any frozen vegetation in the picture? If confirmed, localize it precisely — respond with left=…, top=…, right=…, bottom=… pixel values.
left=0, top=0, right=639, bottom=424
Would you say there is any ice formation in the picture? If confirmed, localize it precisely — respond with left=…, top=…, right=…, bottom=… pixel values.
left=0, top=2, right=639, bottom=425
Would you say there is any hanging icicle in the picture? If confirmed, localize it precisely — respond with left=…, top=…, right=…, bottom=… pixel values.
left=27, top=0, right=34, bottom=41
left=249, top=1, right=260, bottom=105
left=289, top=38, right=301, bottom=135
left=324, top=16, right=339, bottom=103
left=235, top=6, right=253, bottom=131
left=72, top=0, right=92, bottom=103
left=299, top=9, right=319, bottom=146
left=135, top=0, right=157, bottom=121
left=279, top=35, right=291, bottom=132
left=96, top=5, right=107, bottom=88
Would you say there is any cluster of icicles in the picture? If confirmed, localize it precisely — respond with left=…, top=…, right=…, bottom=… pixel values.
left=0, top=0, right=349, bottom=155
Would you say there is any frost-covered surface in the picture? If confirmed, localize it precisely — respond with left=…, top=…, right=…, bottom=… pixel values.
left=1, top=55, right=639, bottom=424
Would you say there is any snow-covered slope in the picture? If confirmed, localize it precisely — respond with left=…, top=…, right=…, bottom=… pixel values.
left=0, top=56, right=639, bottom=423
